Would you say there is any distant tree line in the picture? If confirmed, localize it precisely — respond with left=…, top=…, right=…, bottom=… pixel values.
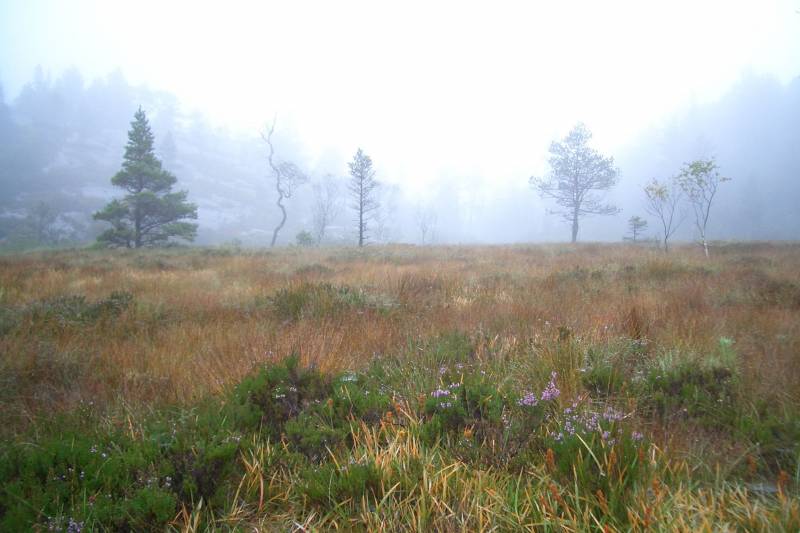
left=530, top=123, right=730, bottom=255
left=1, top=67, right=799, bottom=250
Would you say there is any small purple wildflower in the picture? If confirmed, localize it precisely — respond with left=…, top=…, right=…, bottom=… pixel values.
left=632, top=431, right=644, bottom=441
left=602, top=406, right=624, bottom=422
left=540, top=372, right=560, bottom=401
left=431, top=388, right=450, bottom=398
left=517, top=392, right=539, bottom=407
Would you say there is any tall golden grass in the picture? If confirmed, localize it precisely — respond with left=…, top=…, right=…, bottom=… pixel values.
left=1, top=242, right=798, bottom=530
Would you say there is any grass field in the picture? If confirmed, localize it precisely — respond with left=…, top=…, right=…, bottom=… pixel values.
left=1, top=243, right=798, bottom=531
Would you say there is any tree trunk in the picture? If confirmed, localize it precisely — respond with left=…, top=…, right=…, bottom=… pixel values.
left=134, top=203, right=141, bottom=248
left=358, top=207, right=364, bottom=247
left=702, top=238, right=709, bottom=258
left=571, top=212, right=579, bottom=243
left=271, top=195, right=287, bottom=247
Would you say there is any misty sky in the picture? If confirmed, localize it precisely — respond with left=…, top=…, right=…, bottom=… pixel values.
left=2, top=1, right=799, bottom=196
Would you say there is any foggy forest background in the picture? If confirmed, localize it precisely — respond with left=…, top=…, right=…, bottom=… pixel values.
left=1, top=66, right=799, bottom=249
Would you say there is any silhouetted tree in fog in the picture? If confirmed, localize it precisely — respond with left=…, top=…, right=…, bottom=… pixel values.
left=94, top=107, right=197, bottom=248
left=348, top=148, right=379, bottom=246
left=625, top=216, right=648, bottom=242
left=644, top=177, right=684, bottom=252
left=415, top=205, right=437, bottom=245
left=531, top=123, right=619, bottom=242
left=311, top=174, right=342, bottom=244
left=262, top=118, right=308, bottom=247
left=677, top=158, right=729, bottom=257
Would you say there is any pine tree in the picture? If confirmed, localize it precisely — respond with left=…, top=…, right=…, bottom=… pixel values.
left=530, top=123, right=620, bottom=242
left=347, top=148, right=379, bottom=247
left=625, top=216, right=648, bottom=242
left=94, top=107, right=197, bottom=248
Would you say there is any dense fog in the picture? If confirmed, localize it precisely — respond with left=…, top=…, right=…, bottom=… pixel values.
left=1, top=3, right=799, bottom=249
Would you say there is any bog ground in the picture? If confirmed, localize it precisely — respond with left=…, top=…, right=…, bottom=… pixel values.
left=1, top=243, right=798, bottom=531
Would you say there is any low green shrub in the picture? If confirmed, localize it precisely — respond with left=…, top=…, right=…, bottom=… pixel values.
left=544, top=400, right=650, bottom=525
left=229, top=354, right=332, bottom=436
left=735, top=403, right=800, bottom=475
left=229, top=356, right=391, bottom=460
left=269, top=283, right=370, bottom=321
left=299, top=461, right=383, bottom=507
left=28, top=291, right=133, bottom=328
left=581, top=339, right=648, bottom=397
left=641, top=359, right=738, bottom=427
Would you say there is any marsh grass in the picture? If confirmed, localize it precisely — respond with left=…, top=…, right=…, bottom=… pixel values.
left=0, top=243, right=798, bottom=530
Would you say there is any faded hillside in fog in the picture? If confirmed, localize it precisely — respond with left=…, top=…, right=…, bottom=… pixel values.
left=1, top=68, right=799, bottom=248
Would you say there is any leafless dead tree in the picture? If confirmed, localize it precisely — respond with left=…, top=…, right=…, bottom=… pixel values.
left=644, top=177, right=684, bottom=252
left=415, top=205, right=437, bottom=245
left=311, top=174, right=342, bottom=244
left=261, top=118, right=307, bottom=247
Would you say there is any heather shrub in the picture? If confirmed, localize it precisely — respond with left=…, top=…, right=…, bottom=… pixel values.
left=420, top=368, right=506, bottom=444
left=544, top=399, right=650, bottom=524
left=229, top=354, right=332, bottom=436
left=640, top=350, right=738, bottom=427
left=269, top=283, right=370, bottom=321
left=581, top=339, right=649, bottom=397
left=735, top=403, right=800, bottom=475
left=298, top=461, right=383, bottom=507
left=26, top=290, right=133, bottom=329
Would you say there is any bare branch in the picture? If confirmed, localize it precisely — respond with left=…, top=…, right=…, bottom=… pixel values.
left=261, top=116, right=308, bottom=247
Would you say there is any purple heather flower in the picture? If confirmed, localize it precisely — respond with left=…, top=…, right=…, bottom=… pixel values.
left=431, top=388, right=450, bottom=398
left=602, top=407, right=624, bottom=422
left=540, top=371, right=560, bottom=401
left=517, top=392, right=539, bottom=407
left=632, top=431, right=644, bottom=441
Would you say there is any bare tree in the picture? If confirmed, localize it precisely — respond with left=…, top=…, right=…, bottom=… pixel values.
left=311, top=174, right=342, bottom=244
left=261, top=118, right=307, bottom=247
left=677, top=158, right=729, bottom=257
left=415, top=205, right=437, bottom=245
left=347, top=148, right=379, bottom=247
left=530, top=123, right=620, bottom=242
left=373, top=183, right=399, bottom=243
left=644, top=177, right=684, bottom=252
left=624, top=216, right=648, bottom=242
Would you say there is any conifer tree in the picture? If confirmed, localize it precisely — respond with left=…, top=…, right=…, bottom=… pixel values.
left=530, top=123, right=619, bottom=242
left=94, top=107, right=197, bottom=248
left=348, top=148, right=379, bottom=247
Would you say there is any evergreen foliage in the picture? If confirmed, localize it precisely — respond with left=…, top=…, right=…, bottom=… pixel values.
left=94, top=107, right=197, bottom=248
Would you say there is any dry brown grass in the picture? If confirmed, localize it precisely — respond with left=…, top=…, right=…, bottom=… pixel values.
left=2, top=242, right=800, bottom=530
left=2, top=242, right=799, bottom=430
